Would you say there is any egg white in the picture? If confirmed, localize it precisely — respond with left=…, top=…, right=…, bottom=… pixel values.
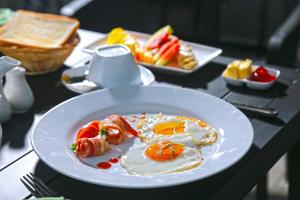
left=138, top=114, right=218, bottom=146
left=184, top=120, right=218, bottom=146
left=138, top=115, right=184, bottom=140
left=120, top=135, right=203, bottom=175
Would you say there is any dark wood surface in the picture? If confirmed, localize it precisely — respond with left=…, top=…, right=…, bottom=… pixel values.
left=1, top=30, right=300, bottom=200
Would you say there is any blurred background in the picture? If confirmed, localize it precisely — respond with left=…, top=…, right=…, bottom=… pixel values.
left=1, top=0, right=299, bottom=199
left=1, top=0, right=299, bottom=69
left=0, top=0, right=71, bottom=13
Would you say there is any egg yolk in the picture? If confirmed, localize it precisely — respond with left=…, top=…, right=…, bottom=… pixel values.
left=145, top=141, right=184, bottom=161
left=153, top=121, right=185, bottom=135
left=176, top=116, right=207, bottom=127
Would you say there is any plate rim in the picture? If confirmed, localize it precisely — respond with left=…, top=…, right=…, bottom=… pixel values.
left=31, top=85, right=253, bottom=188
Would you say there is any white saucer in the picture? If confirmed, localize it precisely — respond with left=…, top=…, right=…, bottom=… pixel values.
left=62, top=65, right=155, bottom=94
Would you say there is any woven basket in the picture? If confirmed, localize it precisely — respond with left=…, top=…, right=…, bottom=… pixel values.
left=0, top=34, right=80, bottom=75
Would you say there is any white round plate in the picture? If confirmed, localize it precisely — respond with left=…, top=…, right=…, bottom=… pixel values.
left=31, top=86, right=253, bottom=188
left=62, top=65, right=155, bottom=94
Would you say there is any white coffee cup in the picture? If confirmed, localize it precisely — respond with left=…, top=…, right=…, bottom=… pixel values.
left=86, top=44, right=141, bottom=88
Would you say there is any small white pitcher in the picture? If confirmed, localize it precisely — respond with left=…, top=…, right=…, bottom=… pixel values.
left=0, top=56, right=21, bottom=122
left=4, top=67, right=34, bottom=113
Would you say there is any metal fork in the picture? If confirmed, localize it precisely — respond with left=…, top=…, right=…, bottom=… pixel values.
left=20, top=173, right=62, bottom=198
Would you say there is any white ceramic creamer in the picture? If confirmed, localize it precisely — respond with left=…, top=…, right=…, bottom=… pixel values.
left=0, top=56, right=21, bottom=122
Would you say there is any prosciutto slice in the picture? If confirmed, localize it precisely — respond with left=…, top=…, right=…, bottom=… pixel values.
left=102, top=122, right=126, bottom=145
left=105, top=115, right=139, bottom=135
left=75, top=135, right=111, bottom=157
left=102, top=115, right=139, bottom=145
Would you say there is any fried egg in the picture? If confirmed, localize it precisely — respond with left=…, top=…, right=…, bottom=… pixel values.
left=138, top=114, right=217, bottom=146
left=120, top=135, right=202, bottom=175
left=185, top=120, right=218, bottom=146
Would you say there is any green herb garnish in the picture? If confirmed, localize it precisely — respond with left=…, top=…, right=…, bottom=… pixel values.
left=156, top=143, right=175, bottom=158
left=70, top=143, right=77, bottom=151
left=179, top=143, right=185, bottom=147
left=100, top=128, right=108, bottom=136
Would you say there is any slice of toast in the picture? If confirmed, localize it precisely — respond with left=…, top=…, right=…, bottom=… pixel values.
left=0, top=10, right=80, bottom=49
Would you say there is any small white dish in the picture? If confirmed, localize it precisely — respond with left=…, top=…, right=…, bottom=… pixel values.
left=62, top=64, right=155, bottom=94
left=222, top=66, right=280, bottom=90
left=222, top=75, right=244, bottom=87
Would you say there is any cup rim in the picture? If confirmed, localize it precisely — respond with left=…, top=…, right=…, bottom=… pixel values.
left=94, top=44, right=131, bottom=57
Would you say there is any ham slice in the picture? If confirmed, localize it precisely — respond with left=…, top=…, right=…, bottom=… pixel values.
left=74, top=115, right=139, bottom=158
left=75, top=135, right=111, bottom=157
left=105, top=115, right=139, bottom=136
left=102, top=122, right=126, bottom=145
left=102, top=115, right=139, bottom=145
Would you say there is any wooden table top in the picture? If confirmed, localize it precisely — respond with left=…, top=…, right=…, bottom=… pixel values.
left=1, top=29, right=300, bottom=200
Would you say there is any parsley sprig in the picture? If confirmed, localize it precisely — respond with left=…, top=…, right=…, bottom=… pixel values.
left=100, top=128, right=108, bottom=136
left=70, top=143, right=77, bottom=151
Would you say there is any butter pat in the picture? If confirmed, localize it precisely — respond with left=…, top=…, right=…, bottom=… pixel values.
left=238, top=59, right=252, bottom=79
left=224, top=60, right=240, bottom=79
left=224, top=59, right=253, bottom=79
left=224, top=65, right=237, bottom=79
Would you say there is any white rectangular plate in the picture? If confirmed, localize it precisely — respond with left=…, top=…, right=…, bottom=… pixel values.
left=83, top=31, right=222, bottom=75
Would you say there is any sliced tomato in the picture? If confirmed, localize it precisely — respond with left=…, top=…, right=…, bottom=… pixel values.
left=88, top=120, right=101, bottom=130
left=76, top=125, right=99, bottom=141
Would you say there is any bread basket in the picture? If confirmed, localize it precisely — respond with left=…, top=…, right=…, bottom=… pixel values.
left=0, top=34, right=80, bottom=75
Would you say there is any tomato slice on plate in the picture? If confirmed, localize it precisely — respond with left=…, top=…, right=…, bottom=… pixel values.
left=88, top=120, right=101, bottom=130
left=76, top=122, right=100, bottom=141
